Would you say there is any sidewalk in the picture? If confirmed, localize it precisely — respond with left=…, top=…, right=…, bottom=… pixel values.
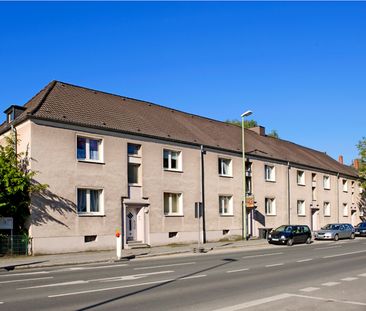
left=0, top=238, right=271, bottom=271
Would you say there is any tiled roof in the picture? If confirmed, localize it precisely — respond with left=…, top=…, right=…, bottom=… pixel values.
left=0, top=80, right=358, bottom=177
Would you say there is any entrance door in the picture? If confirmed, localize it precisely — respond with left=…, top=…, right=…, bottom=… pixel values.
left=312, top=210, right=320, bottom=231
left=126, top=207, right=137, bottom=242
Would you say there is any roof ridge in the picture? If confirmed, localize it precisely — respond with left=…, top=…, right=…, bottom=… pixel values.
left=28, top=80, right=57, bottom=115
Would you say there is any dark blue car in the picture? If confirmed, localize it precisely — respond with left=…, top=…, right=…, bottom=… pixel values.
left=268, top=225, right=312, bottom=246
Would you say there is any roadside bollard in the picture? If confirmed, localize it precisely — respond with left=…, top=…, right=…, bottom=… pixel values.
left=116, top=230, right=122, bottom=260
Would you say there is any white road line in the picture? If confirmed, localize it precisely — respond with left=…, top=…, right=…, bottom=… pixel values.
left=0, top=302, right=3, bottom=304
left=299, top=287, right=320, bottom=292
left=18, top=280, right=87, bottom=290
left=315, top=246, right=342, bottom=250
left=91, top=270, right=174, bottom=282
left=49, top=279, right=174, bottom=298
left=322, top=282, right=340, bottom=287
left=341, top=277, right=359, bottom=281
left=211, top=293, right=292, bottom=311
left=180, top=274, right=206, bottom=280
left=292, top=294, right=366, bottom=306
left=66, top=263, right=128, bottom=271
left=323, top=250, right=366, bottom=259
left=296, top=258, right=313, bottom=263
left=0, top=276, right=53, bottom=284
left=265, top=263, right=284, bottom=268
left=134, top=262, right=196, bottom=270
left=242, top=252, right=283, bottom=259
left=0, top=271, right=50, bottom=277
left=227, top=268, right=249, bottom=273
left=358, top=273, right=366, bottom=277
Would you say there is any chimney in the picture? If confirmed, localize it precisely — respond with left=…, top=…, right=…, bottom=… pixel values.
left=248, top=126, right=265, bottom=136
left=353, top=159, right=360, bottom=170
left=338, top=155, right=344, bottom=164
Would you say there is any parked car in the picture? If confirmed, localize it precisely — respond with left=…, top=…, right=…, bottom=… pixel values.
left=355, top=222, right=366, bottom=237
left=268, top=225, right=312, bottom=246
left=314, top=223, right=355, bottom=241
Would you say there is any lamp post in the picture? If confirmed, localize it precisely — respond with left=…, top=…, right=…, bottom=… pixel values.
left=241, top=110, right=252, bottom=240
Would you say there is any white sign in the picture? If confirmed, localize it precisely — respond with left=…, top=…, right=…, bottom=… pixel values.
left=0, top=217, right=13, bottom=230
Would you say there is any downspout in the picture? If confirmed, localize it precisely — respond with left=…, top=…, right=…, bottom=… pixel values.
left=337, top=173, right=340, bottom=223
left=11, top=124, right=17, bottom=155
left=200, top=145, right=207, bottom=243
left=287, top=162, right=291, bottom=224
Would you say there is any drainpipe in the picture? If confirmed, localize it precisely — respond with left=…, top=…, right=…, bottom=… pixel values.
left=287, top=162, right=291, bottom=224
left=337, top=173, right=340, bottom=223
left=11, top=124, right=17, bottom=155
left=200, top=145, right=206, bottom=243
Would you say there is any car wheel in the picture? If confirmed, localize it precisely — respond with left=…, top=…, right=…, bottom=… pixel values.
left=287, top=238, right=294, bottom=246
left=334, top=234, right=339, bottom=241
left=306, top=237, right=311, bottom=244
left=350, top=233, right=355, bottom=240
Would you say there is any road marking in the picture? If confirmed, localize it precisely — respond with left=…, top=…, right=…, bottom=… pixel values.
left=227, top=268, right=249, bottom=273
left=211, top=293, right=292, bottom=311
left=0, top=276, right=53, bottom=284
left=242, top=252, right=283, bottom=259
left=48, top=279, right=174, bottom=298
left=291, top=294, right=366, bottom=306
left=265, top=263, right=284, bottom=268
left=134, top=262, right=196, bottom=270
left=180, top=274, right=206, bottom=280
left=66, top=263, right=128, bottom=271
left=299, top=287, right=320, bottom=292
left=296, top=258, right=313, bottom=263
left=91, top=270, right=174, bottom=282
left=322, top=282, right=340, bottom=287
left=358, top=273, right=366, bottom=277
left=341, top=277, right=358, bottom=281
left=0, top=271, right=50, bottom=277
left=19, top=280, right=87, bottom=290
left=323, top=250, right=366, bottom=259
left=315, top=246, right=341, bottom=250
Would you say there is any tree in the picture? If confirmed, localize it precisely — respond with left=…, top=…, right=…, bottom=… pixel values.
left=225, top=119, right=258, bottom=128
left=0, top=133, right=46, bottom=234
left=267, top=130, right=279, bottom=139
left=356, top=137, right=366, bottom=189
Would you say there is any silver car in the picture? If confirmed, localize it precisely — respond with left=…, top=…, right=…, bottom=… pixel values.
left=314, top=223, right=355, bottom=241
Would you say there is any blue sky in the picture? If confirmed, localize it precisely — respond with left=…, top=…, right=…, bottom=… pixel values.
left=0, top=2, right=365, bottom=164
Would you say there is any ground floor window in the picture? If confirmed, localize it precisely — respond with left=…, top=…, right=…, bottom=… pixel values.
left=324, top=202, right=331, bottom=216
left=219, top=195, right=233, bottom=216
left=297, top=200, right=305, bottom=216
left=265, top=198, right=276, bottom=215
left=164, top=192, right=183, bottom=216
left=77, top=188, right=103, bottom=215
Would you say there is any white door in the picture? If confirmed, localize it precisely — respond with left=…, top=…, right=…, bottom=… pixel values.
left=312, top=210, right=319, bottom=231
left=126, top=208, right=137, bottom=242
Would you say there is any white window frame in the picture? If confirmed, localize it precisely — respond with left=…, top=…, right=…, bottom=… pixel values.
left=218, top=158, right=233, bottom=177
left=323, top=175, right=331, bottom=190
left=297, top=170, right=305, bottom=186
left=128, top=163, right=141, bottom=186
left=128, top=143, right=141, bottom=157
left=219, top=195, right=233, bottom=216
left=76, top=188, right=104, bottom=216
left=343, top=203, right=348, bottom=217
left=265, top=165, right=276, bottom=182
left=342, top=179, right=348, bottom=192
left=324, top=201, right=331, bottom=217
left=297, top=200, right=306, bottom=216
left=163, top=192, right=183, bottom=216
left=163, top=149, right=182, bottom=171
left=265, top=197, right=276, bottom=215
left=77, top=135, right=103, bottom=163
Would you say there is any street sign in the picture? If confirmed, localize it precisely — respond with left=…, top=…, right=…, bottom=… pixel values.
left=195, top=202, right=203, bottom=218
left=246, top=195, right=255, bottom=209
left=0, top=217, right=13, bottom=230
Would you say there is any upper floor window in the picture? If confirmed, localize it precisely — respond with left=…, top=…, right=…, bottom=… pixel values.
left=128, top=163, right=140, bottom=185
left=163, top=149, right=182, bottom=171
left=128, top=143, right=141, bottom=156
left=312, top=173, right=317, bottom=183
left=343, top=203, right=348, bottom=217
left=265, top=197, right=276, bottom=215
left=297, top=200, right=306, bottom=216
left=342, top=179, right=348, bottom=192
left=7, top=111, right=14, bottom=123
left=219, top=195, right=233, bottom=216
left=297, top=170, right=305, bottom=185
left=312, top=187, right=317, bottom=201
left=164, top=192, right=183, bottom=216
left=77, top=188, right=103, bottom=215
left=77, top=136, right=103, bottom=162
left=218, top=158, right=232, bottom=177
left=265, top=165, right=276, bottom=182
left=323, top=175, right=331, bottom=190
left=324, top=201, right=331, bottom=217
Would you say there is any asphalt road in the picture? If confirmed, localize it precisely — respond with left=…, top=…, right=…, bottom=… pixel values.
left=1, top=239, right=366, bottom=311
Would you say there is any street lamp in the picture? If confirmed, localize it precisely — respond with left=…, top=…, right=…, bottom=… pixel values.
left=241, top=110, right=252, bottom=240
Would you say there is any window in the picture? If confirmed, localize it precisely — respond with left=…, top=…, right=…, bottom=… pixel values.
left=128, top=143, right=141, bottom=156
left=312, top=173, right=317, bottom=183
left=312, top=187, right=317, bottom=201
left=323, top=202, right=331, bottom=216
left=297, top=170, right=305, bottom=185
left=342, top=179, right=348, bottom=192
left=343, top=203, right=348, bottom=217
left=297, top=200, right=305, bottom=216
left=219, top=196, right=233, bottom=216
left=77, top=136, right=102, bottom=162
left=265, top=165, right=276, bottom=182
left=323, top=175, right=330, bottom=190
left=128, top=163, right=140, bottom=184
left=265, top=198, right=276, bottom=215
left=163, top=149, right=182, bottom=171
left=164, top=193, right=183, bottom=215
left=7, top=111, right=14, bottom=123
left=77, top=189, right=103, bottom=214
left=218, top=158, right=232, bottom=176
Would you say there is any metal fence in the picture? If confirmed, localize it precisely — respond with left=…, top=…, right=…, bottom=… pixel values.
left=0, top=235, right=30, bottom=256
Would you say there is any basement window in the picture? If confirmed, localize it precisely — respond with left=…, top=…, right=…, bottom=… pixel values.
left=84, top=235, right=97, bottom=243
left=169, top=232, right=178, bottom=238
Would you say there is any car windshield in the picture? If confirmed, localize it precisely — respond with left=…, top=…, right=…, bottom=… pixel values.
left=322, top=224, right=339, bottom=230
left=273, top=225, right=292, bottom=232
left=356, top=223, right=365, bottom=228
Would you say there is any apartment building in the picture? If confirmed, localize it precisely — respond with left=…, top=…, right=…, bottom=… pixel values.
left=0, top=81, right=361, bottom=254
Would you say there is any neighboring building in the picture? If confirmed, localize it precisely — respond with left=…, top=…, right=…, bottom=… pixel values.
left=0, top=81, right=362, bottom=254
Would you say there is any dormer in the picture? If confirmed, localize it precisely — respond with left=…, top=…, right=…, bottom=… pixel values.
left=4, top=105, right=26, bottom=123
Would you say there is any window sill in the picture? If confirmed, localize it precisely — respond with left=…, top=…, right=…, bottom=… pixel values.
left=266, top=214, right=277, bottom=216
left=220, top=214, right=234, bottom=217
left=324, top=215, right=331, bottom=217
left=219, top=174, right=233, bottom=178
left=164, top=214, right=184, bottom=217
left=297, top=214, right=306, bottom=217
left=324, top=187, right=331, bottom=190
left=128, top=183, right=142, bottom=187
left=77, top=213, right=105, bottom=217
left=78, top=160, right=105, bottom=165
left=163, top=169, right=183, bottom=173
left=297, top=183, right=306, bottom=187
left=265, top=179, right=276, bottom=183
